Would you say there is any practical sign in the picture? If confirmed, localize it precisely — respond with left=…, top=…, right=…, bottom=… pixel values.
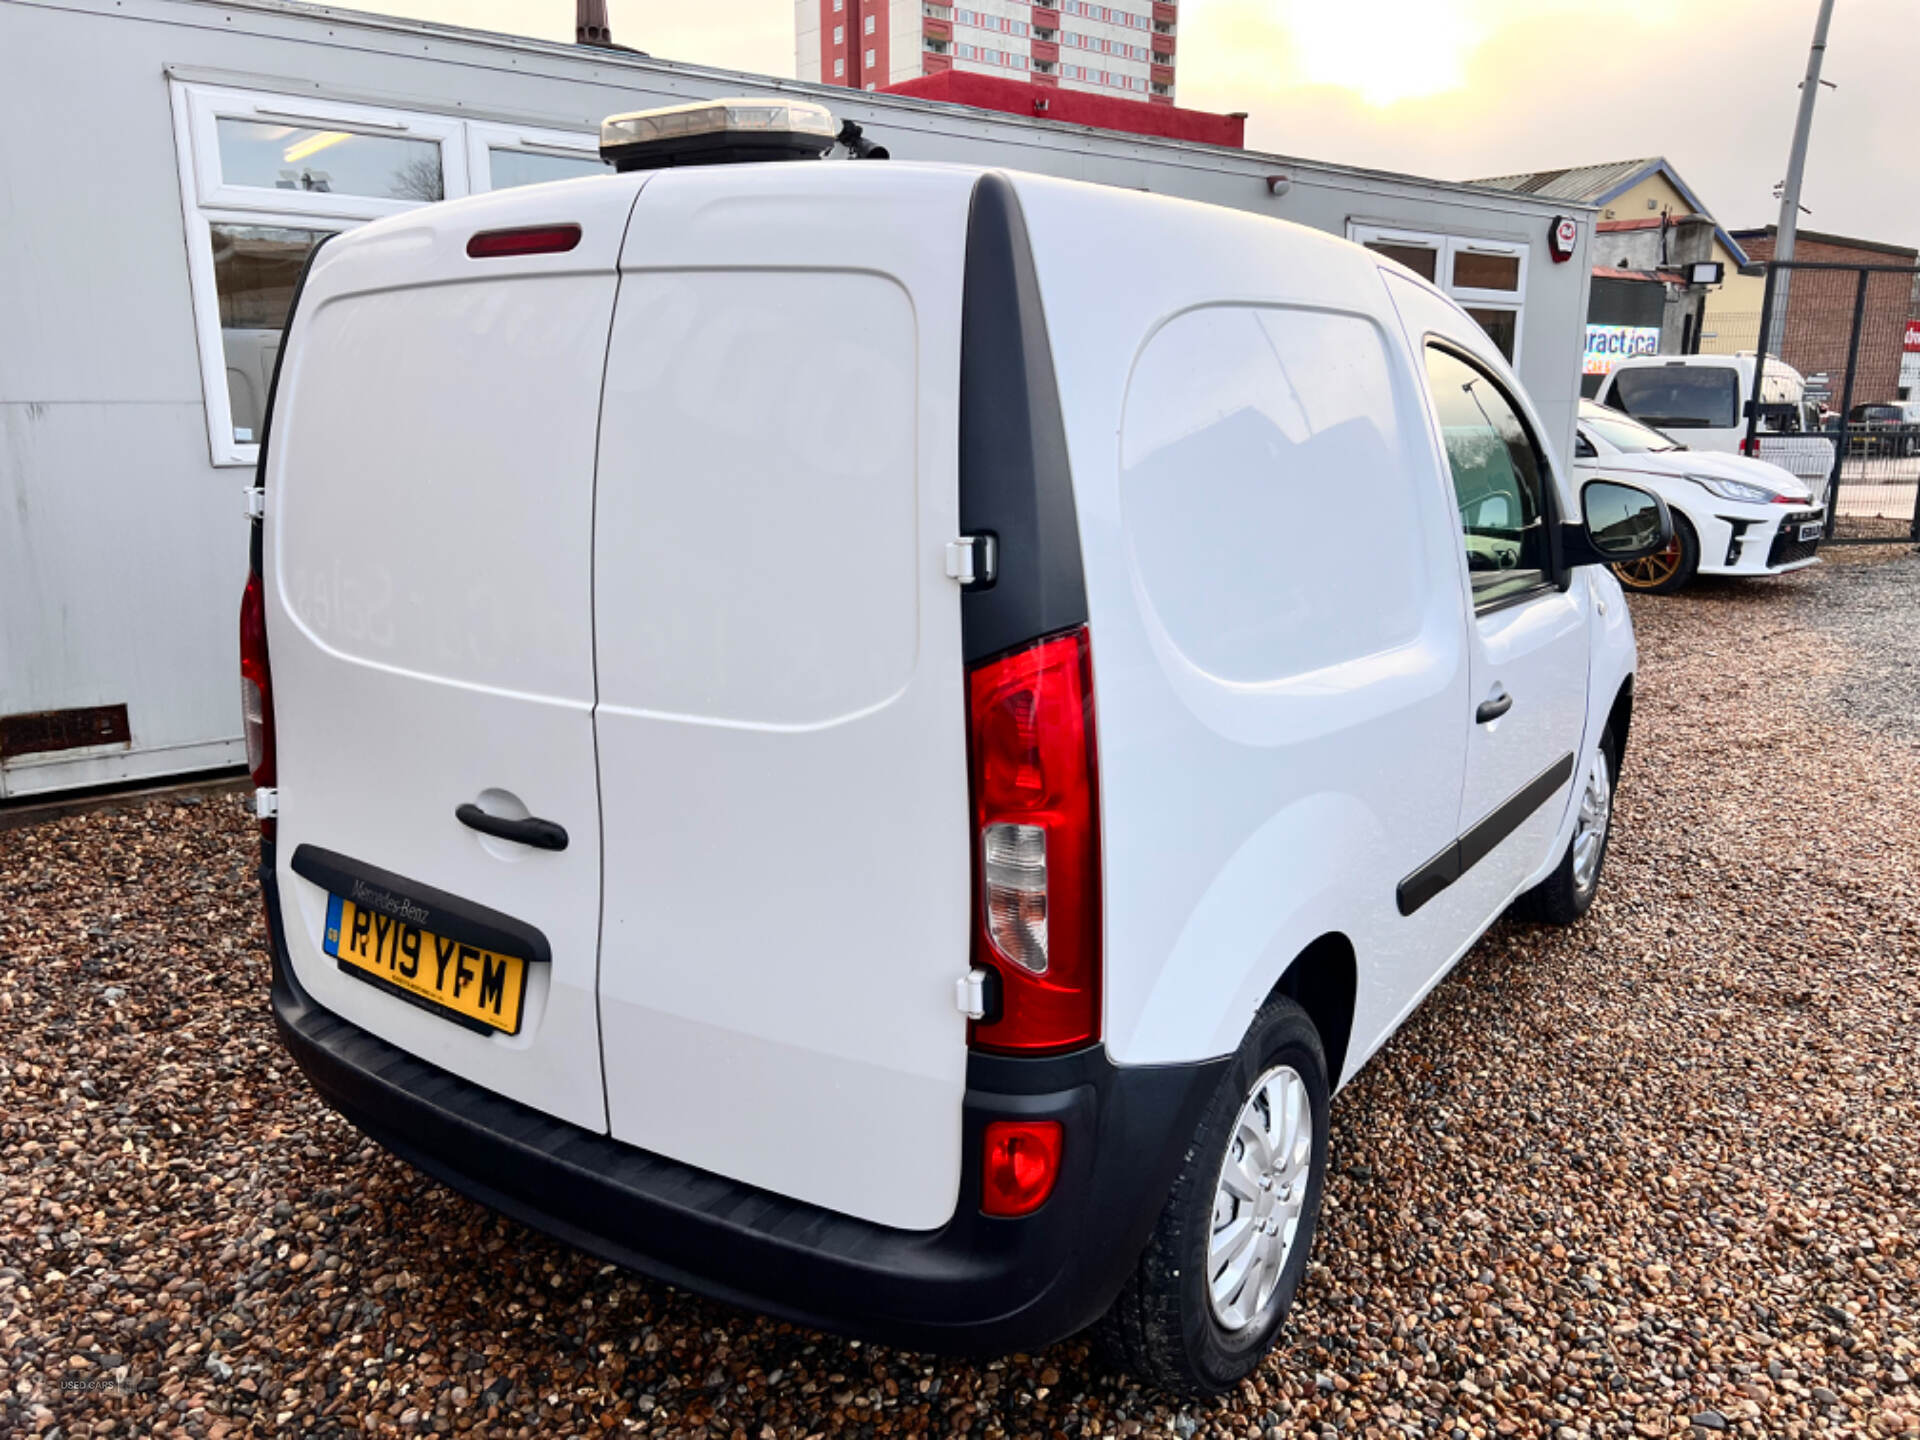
left=1583, top=324, right=1661, bottom=377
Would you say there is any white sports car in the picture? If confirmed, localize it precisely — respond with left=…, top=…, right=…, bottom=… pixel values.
left=1573, top=400, right=1825, bottom=594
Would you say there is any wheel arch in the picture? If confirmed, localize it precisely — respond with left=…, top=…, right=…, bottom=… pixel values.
left=1605, top=675, right=1633, bottom=776
left=1265, top=932, right=1357, bottom=1091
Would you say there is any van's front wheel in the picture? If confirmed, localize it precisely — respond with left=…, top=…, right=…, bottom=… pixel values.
left=1515, top=728, right=1617, bottom=925
left=1097, top=998, right=1329, bottom=1396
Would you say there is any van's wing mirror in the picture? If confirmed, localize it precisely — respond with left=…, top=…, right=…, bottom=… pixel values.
left=1561, top=479, right=1673, bottom=569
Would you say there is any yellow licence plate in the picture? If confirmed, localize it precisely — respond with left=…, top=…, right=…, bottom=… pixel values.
left=323, top=893, right=529, bottom=1035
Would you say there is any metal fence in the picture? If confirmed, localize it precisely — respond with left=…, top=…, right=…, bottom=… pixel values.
left=1747, top=260, right=1920, bottom=544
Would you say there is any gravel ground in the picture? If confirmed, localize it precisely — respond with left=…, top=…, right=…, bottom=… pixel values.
left=5, top=550, right=1919, bottom=1440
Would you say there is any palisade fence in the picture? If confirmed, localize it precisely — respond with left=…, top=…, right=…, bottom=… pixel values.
left=1747, top=260, right=1920, bottom=544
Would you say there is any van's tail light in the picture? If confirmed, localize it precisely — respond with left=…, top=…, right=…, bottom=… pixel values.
left=239, top=569, right=275, bottom=789
left=1740, top=437, right=1759, bottom=456
left=967, top=627, right=1100, bottom=1054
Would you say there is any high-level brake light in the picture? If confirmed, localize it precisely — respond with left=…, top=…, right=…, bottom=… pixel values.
left=599, top=98, right=838, bottom=173
left=467, top=224, right=582, bottom=259
left=967, top=628, right=1102, bottom=1055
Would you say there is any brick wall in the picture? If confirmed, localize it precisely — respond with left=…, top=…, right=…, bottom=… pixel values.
left=1737, top=230, right=1918, bottom=405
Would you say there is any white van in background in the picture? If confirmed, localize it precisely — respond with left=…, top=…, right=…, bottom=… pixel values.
left=246, top=100, right=1670, bottom=1394
left=1596, top=353, right=1837, bottom=501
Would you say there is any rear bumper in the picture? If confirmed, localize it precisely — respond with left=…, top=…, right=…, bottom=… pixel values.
left=261, top=842, right=1224, bottom=1353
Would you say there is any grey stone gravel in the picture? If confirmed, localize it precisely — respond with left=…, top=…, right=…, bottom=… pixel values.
left=3, top=551, right=1919, bottom=1439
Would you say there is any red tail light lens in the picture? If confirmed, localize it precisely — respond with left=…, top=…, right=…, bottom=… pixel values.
left=1740, top=437, right=1759, bottom=456
left=967, top=627, right=1100, bottom=1054
left=981, top=1119, right=1064, bottom=1217
left=466, top=224, right=582, bottom=259
left=239, top=569, right=275, bottom=788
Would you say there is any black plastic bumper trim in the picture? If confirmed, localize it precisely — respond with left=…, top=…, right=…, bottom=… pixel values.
left=289, top=844, right=552, bottom=966
left=261, top=841, right=1223, bottom=1352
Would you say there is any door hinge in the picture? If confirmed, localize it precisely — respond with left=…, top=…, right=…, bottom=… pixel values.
left=955, top=968, right=990, bottom=1020
left=253, top=787, right=278, bottom=820
left=244, top=486, right=266, bottom=520
left=944, top=534, right=997, bottom=587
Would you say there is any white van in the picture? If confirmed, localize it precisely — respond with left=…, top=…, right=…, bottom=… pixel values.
left=244, top=101, right=1667, bottom=1393
left=1596, top=353, right=1837, bottom=499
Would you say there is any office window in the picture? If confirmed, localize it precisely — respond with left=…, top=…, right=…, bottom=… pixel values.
left=173, top=85, right=600, bottom=466
left=835, top=24, right=844, bottom=42
left=864, top=12, right=876, bottom=33
left=213, top=119, right=444, bottom=201
left=865, top=47, right=876, bottom=66
left=1352, top=225, right=1530, bottom=366
left=835, top=56, right=846, bottom=75
left=469, top=121, right=607, bottom=193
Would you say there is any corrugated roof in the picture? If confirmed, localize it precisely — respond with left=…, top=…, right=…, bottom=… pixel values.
left=1468, top=157, right=1662, bottom=203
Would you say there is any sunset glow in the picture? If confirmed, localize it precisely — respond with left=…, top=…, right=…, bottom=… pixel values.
left=1279, top=0, right=1482, bottom=106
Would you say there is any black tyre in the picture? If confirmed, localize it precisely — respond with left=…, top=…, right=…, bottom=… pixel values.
left=1610, top=510, right=1698, bottom=594
left=1097, top=997, right=1330, bottom=1396
left=1514, top=727, right=1617, bottom=926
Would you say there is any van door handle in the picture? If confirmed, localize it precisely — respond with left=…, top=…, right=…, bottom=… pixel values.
left=1476, top=688, right=1513, bottom=724
left=455, top=804, right=569, bottom=852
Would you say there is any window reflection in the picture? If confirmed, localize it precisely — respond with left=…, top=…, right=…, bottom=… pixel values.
left=1364, top=241, right=1439, bottom=283
left=1465, top=307, right=1518, bottom=362
left=216, top=118, right=444, bottom=201
left=211, top=224, right=334, bottom=444
left=488, top=148, right=606, bottom=189
left=1453, top=250, right=1521, bottom=291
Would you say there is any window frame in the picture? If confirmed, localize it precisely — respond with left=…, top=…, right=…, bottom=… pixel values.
left=173, top=84, right=465, bottom=466
left=1423, top=338, right=1564, bottom=615
left=179, top=84, right=468, bottom=223
left=173, top=81, right=604, bottom=467
left=464, top=120, right=604, bottom=194
left=1351, top=223, right=1529, bottom=369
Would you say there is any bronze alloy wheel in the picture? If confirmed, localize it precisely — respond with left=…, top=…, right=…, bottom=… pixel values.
left=1609, top=512, right=1698, bottom=595
left=1612, top=536, right=1682, bottom=590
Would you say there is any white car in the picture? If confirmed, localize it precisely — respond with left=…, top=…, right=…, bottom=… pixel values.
left=1575, top=401, right=1824, bottom=594
left=243, top=99, right=1667, bottom=1394
left=1595, top=353, right=1837, bottom=501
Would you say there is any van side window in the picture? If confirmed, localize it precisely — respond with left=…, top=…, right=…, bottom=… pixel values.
left=1608, top=366, right=1740, bottom=429
left=1424, top=345, right=1551, bottom=610
left=1575, top=431, right=1596, bottom=459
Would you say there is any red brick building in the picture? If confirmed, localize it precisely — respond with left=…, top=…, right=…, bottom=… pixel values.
left=796, top=0, right=1179, bottom=105
left=1731, top=227, right=1919, bottom=406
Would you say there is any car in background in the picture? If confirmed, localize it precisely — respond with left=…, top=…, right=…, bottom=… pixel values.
left=1596, top=354, right=1836, bottom=502
left=1574, top=401, right=1824, bottom=594
left=1843, top=402, right=1920, bottom=457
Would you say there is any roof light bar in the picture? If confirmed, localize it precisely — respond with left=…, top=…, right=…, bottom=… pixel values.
left=599, top=98, right=838, bottom=173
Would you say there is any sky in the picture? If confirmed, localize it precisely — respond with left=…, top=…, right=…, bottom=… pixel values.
left=359, top=0, right=1918, bottom=250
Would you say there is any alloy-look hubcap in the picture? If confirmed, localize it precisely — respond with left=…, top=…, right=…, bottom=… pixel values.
left=1570, top=748, right=1612, bottom=893
left=1207, top=1064, right=1313, bottom=1331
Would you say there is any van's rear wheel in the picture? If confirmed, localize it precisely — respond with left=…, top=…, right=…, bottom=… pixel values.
left=1096, top=998, right=1329, bottom=1396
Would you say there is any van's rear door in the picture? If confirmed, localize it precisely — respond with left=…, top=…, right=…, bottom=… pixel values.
left=593, top=165, right=977, bottom=1230
left=266, top=181, right=640, bottom=1132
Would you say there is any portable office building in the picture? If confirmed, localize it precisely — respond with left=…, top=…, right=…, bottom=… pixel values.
left=0, top=0, right=1595, bottom=797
